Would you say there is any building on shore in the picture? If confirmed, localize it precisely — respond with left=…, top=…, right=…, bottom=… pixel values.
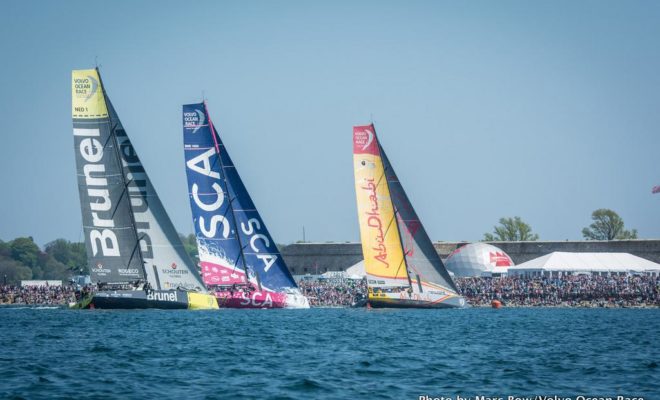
left=281, top=240, right=660, bottom=276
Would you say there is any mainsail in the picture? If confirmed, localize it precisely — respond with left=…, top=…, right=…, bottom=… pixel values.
left=72, top=68, right=206, bottom=291
left=353, top=124, right=459, bottom=294
left=183, top=102, right=298, bottom=292
left=353, top=125, right=409, bottom=288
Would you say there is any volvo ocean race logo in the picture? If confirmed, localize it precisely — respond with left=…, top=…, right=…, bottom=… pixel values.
left=362, top=129, right=374, bottom=151
left=73, top=75, right=99, bottom=102
left=354, top=128, right=375, bottom=152
left=183, top=109, right=206, bottom=133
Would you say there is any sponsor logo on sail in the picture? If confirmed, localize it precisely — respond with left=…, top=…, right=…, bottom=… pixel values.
left=117, top=268, right=140, bottom=276
left=361, top=178, right=388, bottom=267
left=91, top=262, right=112, bottom=275
left=362, top=129, right=374, bottom=150
left=73, top=75, right=99, bottom=102
left=161, top=265, right=189, bottom=275
left=183, top=109, right=206, bottom=133
left=74, top=128, right=122, bottom=258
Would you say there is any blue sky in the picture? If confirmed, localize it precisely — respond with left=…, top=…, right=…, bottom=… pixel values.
left=0, top=0, right=658, bottom=246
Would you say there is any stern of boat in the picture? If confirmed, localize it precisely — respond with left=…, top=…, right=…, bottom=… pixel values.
left=285, top=289, right=310, bottom=309
left=187, top=292, right=219, bottom=310
left=368, top=291, right=467, bottom=309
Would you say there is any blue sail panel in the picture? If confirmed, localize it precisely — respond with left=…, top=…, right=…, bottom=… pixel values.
left=215, top=133, right=298, bottom=291
left=182, top=103, right=246, bottom=286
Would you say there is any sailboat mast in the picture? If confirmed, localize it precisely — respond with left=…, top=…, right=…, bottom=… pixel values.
left=96, top=68, right=148, bottom=283
left=203, top=102, right=250, bottom=285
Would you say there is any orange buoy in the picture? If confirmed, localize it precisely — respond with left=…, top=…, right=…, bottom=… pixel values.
left=491, top=300, right=502, bottom=309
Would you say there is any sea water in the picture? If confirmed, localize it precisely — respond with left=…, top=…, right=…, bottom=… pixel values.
left=0, top=307, right=658, bottom=399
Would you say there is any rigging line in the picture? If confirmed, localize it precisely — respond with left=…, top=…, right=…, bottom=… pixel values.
left=126, top=234, right=146, bottom=276
left=377, top=141, right=413, bottom=290
left=110, top=177, right=134, bottom=220
left=392, top=254, right=408, bottom=282
left=97, top=67, right=147, bottom=281
left=204, top=103, right=249, bottom=274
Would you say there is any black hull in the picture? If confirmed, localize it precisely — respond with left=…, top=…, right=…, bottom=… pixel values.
left=79, top=290, right=189, bottom=310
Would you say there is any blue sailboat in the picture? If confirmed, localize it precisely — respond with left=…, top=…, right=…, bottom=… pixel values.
left=182, top=102, right=309, bottom=308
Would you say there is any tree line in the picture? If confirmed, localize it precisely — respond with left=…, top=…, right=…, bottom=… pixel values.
left=483, top=208, right=638, bottom=241
left=0, top=209, right=640, bottom=284
left=0, top=238, right=86, bottom=285
left=0, top=234, right=200, bottom=286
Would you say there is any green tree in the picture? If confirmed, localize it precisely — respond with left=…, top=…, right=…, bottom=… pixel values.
left=0, top=257, right=33, bottom=284
left=10, top=237, right=40, bottom=268
left=582, top=209, right=638, bottom=240
left=484, top=216, right=539, bottom=241
left=179, top=233, right=199, bottom=263
left=45, top=239, right=87, bottom=272
left=0, top=240, right=10, bottom=257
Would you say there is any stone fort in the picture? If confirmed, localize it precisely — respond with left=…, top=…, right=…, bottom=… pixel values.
left=281, top=240, right=660, bottom=275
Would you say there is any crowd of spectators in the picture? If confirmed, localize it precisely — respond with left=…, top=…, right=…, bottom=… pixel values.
left=2, top=275, right=658, bottom=308
left=298, top=279, right=367, bottom=307
left=0, top=285, right=78, bottom=305
left=455, top=274, right=660, bottom=307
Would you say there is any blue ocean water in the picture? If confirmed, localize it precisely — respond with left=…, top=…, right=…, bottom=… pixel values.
left=0, top=307, right=658, bottom=399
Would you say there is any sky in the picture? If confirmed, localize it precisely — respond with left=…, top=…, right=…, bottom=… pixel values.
left=0, top=0, right=658, bottom=246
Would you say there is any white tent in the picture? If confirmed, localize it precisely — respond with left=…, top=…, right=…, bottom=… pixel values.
left=507, top=252, right=660, bottom=277
left=444, top=242, right=514, bottom=277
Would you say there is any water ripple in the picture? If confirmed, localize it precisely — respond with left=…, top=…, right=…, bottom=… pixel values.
left=0, top=307, right=658, bottom=399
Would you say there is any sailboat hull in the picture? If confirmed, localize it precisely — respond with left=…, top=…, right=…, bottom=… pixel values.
left=213, top=290, right=310, bottom=309
left=72, top=290, right=218, bottom=310
left=368, top=292, right=467, bottom=309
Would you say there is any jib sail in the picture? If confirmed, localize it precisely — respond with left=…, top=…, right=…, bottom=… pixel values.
left=379, top=146, right=458, bottom=293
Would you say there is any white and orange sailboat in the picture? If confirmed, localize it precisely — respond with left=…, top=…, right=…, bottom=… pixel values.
left=353, top=124, right=466, bottom=308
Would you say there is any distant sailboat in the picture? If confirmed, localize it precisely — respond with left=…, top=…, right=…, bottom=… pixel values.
left=353, top=124, right=466, bottom=308
left=71, top=68, right=217, bottom=310
left=182, top=102, right=309, bottom=308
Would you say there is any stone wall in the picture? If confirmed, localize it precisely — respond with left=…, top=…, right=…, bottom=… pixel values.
left=281, top=240, right=660, bottom=275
